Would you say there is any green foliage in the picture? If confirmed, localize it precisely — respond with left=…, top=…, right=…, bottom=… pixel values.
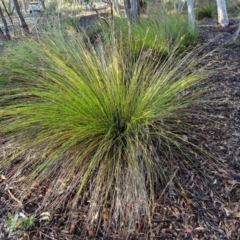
left=197, top=2, right=216, bottom=20
left=226, top=0, right=240, bottom=14
left=0, top=25, right=218, bottom=232
left=4, top=212, right=35, bottom=236
left=61, top=16, right=80, bottom=29
left=46, top=0, right=58, bottom=12
left=100, top=10, right=197, bottom=56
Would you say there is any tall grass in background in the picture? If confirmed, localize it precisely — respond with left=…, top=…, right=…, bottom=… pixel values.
left=0, top=23, right=218, bottom=234
left=85, top=9, right=198, bottom=55
left=196, top=2, right=216, bottom=20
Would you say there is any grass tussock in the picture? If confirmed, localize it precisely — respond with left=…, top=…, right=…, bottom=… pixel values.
left=82, top=10, right=197, bottom=55
left=0, top=25, right=219, bottom=233
left=196, top=2, right=216, bottom=20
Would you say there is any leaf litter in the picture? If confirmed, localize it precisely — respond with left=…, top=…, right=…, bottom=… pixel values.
left=0, top=17, right=240, bottom=239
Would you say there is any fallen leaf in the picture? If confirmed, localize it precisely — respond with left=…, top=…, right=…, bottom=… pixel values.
left=69, top=221, right=76, bottom=234
left=224, top=207, right=232, bottom=216
left=228, top=180, right=238, bottom=185
left=0, top=175, right=6, bottom=180
left=183, top=224, right=192, bottom=233
left=136, top=222, right=144, bottom=234
left=233, top=212, right=240, bottom=218
left=86, top=225, right=94, bottom=236
left=33, top=182, right=40, bottom=188
left=194, top=227, right=205, bottom=231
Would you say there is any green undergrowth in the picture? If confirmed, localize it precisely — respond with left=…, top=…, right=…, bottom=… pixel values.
left=61, top=16, right=80, bottom=29
left=0, top=24, right=223, bottom=235
left=227, top=0, right=240, bottom=14
left=79, top=10, right=197, bottom=55
left=110, top=15, right=196, bottom=54
left=196, top=2, right=216, bottom=20
left=0, top=39, right=37, bottom=63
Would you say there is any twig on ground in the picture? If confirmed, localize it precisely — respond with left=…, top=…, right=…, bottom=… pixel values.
left=5, top=185, right=23, bottom=208
left=159, top=168, right=179, bottom=199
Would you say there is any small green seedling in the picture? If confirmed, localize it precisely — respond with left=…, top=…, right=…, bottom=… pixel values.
left=4, top=212, right=35, bottom=236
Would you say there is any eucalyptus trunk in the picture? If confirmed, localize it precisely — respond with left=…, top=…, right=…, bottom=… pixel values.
left=114, top=0, right=120, bottom=14
left=1, top=0, right=15, bottom=34
left=124, top=0, right=140, bottom=22
left=0, top=5, right=11, bottom=39
left=0, top=26, right=5, bottom=40
left=186, top=0, right=195, bottom=31
left=12, top=0, right=29, bottom=34
left=216, top=0, right=229, bottom=27
left=40, top=0, right=45, bottom=9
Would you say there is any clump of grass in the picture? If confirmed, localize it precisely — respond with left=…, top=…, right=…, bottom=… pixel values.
left=227, top=0, right=240, bottom=14
left=61, top=16, right=80, bottom=29
left=197, top=2, right=216, bottom=20
left=91, top=10, right=197, bottom=56
left=0, top=26, right=218, bottom=234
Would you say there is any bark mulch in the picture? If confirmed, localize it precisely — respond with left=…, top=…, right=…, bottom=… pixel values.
left=0, top=17, right=240, bottom=239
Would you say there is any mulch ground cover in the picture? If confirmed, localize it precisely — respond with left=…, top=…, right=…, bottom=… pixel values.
left=0, top=16, right=240, bottom=239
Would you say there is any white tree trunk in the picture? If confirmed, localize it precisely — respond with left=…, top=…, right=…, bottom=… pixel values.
left=187, top=0, right=195, bottom=31
left=114, top=0, right=120, bottom=14
left=173, top=0, right=177, bottom=11
left=216, top=0, right=229, bottom=27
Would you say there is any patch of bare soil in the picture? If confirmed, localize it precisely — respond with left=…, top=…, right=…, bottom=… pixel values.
left=0, top=17, right=240, bottom=239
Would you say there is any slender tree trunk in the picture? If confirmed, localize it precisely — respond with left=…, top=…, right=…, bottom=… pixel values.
left=124, top=0, right=140, bottom=22
left=114, top=0, right=120, bottom=14
left=179, top=0, right=185, bottom=12
left=1, top=0, right=15, bottom=34
left=40, top=0, right=45, bottom=9
left=124, top=0, right=131, bottom=20
left=174, top=0, right=185, bottom=13
left=0, top=26, right=6, bottom=40
left=216, top=0, right=229, bottom=27
left=0, top=5, right=11, bottom=39
left=8, top=0, right=11, bottom=13
left=12, top=0, right=29, bottom=34
left=11, top=6, right=15, bottom=15
left=22, top=0, right=28, bottom=13
left=173, top=0, right=177, bottom=11
left=186, top=0, right=195, bottom=31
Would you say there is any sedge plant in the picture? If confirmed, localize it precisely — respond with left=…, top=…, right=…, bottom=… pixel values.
left=196, top=1, right=216, bottom=20
left=0, top=25, right=220, bottom=235
left=87, top=9, right=197, bottom=56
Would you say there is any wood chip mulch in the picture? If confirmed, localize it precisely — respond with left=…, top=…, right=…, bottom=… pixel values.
left=0, top=17, right=240, bottom=239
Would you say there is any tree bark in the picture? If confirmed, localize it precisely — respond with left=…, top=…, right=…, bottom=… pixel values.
left=114, top=0, right=120, bottom=14
left=0, top=26, right=6, bottom=40
left=0, top=5, right=11, bottom=39
left=12, top=0, right=29, bottom=34
left=1, top=0, right=15, bottom=34
left=124, top=0, right=140, bottom=22
left=186, top=0, right=195, bottom=31
left=40, top=0, right=45, bottom=9
left=216, top=0, right=229, bottom=27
